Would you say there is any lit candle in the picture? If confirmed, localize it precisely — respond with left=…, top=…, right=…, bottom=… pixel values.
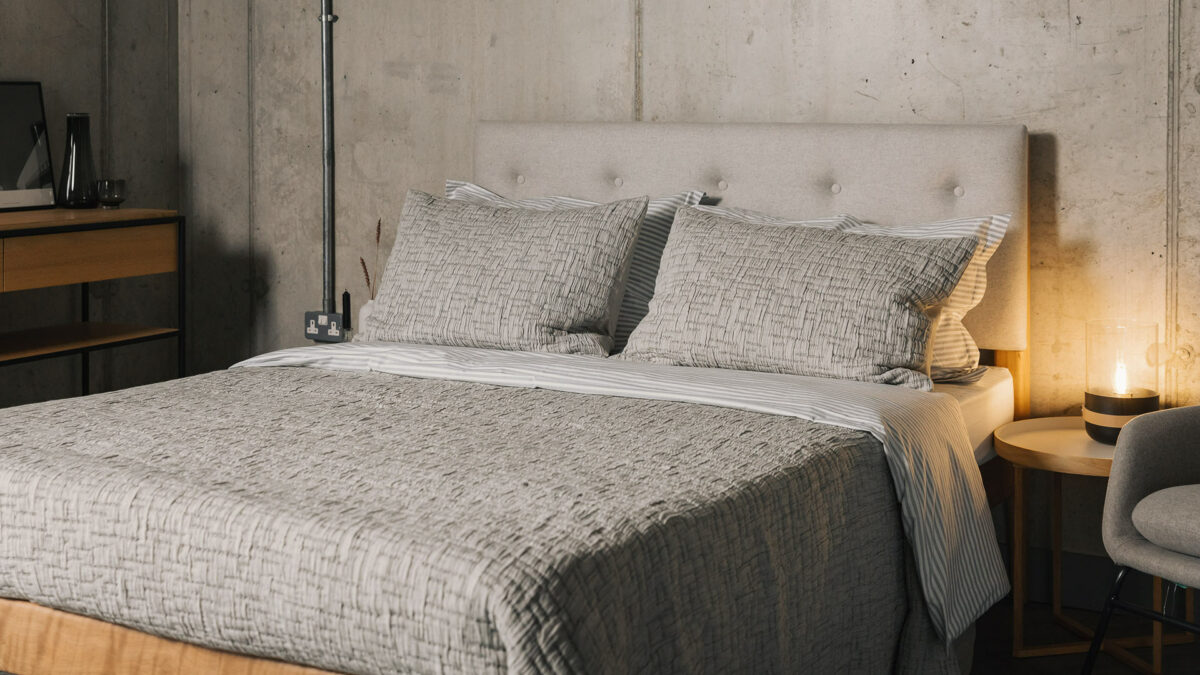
left=1112, top=360, right=1128, bottom=397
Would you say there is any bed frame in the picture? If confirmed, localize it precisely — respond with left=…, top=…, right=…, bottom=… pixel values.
left=0, top=121, right=1029, bottom=675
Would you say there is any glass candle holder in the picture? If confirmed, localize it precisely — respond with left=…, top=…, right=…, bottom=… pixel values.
left=1084, top=320, right=1159, bottom=444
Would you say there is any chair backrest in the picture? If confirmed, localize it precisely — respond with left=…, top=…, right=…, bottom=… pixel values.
left=1103, top=406, right=1200, bottom=566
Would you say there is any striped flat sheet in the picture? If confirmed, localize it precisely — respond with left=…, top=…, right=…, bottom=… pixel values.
left=238, top=341, right=1010, bottom=641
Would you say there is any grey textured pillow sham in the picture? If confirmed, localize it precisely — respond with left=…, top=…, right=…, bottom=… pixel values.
left=360, top=190, right=648, bottom=355
left=695, top=205, right=1011, bottom=383
left=619, top=207, right=978, bottom=389
left=445, top=180, right=705, bottom=351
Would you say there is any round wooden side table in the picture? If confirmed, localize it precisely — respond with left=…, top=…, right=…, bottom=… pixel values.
left=994, top=416, right=1194, bottom=674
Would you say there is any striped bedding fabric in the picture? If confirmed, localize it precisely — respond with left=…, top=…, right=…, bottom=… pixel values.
left=0, top=343, right=1007, bottom=674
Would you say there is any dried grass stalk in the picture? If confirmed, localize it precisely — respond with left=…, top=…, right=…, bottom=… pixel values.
left=360, top=257, right=374, bottom=299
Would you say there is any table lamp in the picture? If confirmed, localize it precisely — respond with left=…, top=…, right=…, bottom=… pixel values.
left=1084, top=320, right=1159, bottom=444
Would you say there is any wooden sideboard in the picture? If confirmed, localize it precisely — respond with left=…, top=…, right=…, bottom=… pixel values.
left=0, top=208, right=185, bottom=396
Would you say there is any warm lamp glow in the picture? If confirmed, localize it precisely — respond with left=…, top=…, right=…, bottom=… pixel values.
left=1085, top=319, right=1159, bottom=444
left=1113, top=360, right=1128, bottom=396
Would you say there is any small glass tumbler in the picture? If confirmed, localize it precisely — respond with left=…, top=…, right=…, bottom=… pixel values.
left=97, top=179, right=126, bottom=209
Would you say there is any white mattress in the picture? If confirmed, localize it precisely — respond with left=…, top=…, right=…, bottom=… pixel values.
left=934, top=366, right=1014, bottom=465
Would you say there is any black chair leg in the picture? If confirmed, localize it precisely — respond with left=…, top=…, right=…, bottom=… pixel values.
left=1083, top=566, right=1130, bottom=675
left=1164, top=580, right=1178, bottom=616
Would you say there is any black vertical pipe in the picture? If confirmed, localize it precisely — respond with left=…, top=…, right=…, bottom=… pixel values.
left=81, top=282, right=89, bottom=396
left=177, top=217, right=187, bottom=377
left=320, top=0, right=337, bottom=313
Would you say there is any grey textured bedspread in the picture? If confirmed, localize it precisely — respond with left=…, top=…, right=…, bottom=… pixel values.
left=0, top=367, right=958, bottom=674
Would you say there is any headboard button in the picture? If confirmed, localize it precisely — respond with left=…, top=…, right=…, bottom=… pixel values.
left=830, top=183, right=842, bottom=195
left=613, top=177, right=624, bottom=187
left=516, top=174, right=526, bottom=185
left=717, top=180, right=729, bottom=191
left=954, top=185, right=965, bottom=197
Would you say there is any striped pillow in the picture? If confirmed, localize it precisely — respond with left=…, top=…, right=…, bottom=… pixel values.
left=447, top=180, right=704, bottom=351
left=693, top=204, right=856, bottom=230
left=694, top=206, right=1009, bottom=382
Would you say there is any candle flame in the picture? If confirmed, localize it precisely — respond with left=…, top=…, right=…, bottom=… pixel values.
left=1114, top=361, right=1128, bottom=396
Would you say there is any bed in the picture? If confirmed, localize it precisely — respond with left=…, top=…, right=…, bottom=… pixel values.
left=0, top=122, right=1029, bottom=675
left=937, top=366, right=1015, bottom=465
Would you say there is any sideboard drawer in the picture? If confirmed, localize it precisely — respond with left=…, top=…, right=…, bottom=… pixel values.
left=2, top=223, right=177, bottom=292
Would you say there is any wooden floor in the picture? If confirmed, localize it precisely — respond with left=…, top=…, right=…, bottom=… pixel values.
left=974, top=600, right=1200, bottom=674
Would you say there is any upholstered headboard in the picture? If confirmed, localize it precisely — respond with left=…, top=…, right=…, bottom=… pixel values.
left=473, top=121, right=1029, bottom=353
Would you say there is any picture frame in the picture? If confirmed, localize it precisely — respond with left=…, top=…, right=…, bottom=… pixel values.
left=0, top=81, right=56, bottom=212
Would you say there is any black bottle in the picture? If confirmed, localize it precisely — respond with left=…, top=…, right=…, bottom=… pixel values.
left=57, top=113, right=98, bottom=208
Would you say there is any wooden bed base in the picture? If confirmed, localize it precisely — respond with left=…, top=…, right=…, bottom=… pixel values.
left=992, top=349, right=1030, bottom=422
left=979, top=347, right=1030, bottom=507
left=0, top=598, right=337, bottom=675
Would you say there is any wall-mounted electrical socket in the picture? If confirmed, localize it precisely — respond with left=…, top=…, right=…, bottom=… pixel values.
left=304, top=310, right=345, bottom=343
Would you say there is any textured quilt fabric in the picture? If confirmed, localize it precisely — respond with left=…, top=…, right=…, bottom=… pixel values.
left=241, top=342, right=1009, bottom=643
left=621, top=207, right=978, bottom=389
left=0, top=364, right=978, bottom=675
left=359, top=190, right=648, bottom=354
left=445, top=180, right=705, bottom=351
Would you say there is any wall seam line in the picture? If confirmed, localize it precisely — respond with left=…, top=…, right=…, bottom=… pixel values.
left=247, top=0, right=257, bottom=358
left=100, top=0, right=111, bottom=175
left=633, top=0, right=643, bottom=122
left=98, top=0, right=111, bottom=390
left=1167, top=0, right=1182, bottom=407
left=180, top=0, right=191, bottom=369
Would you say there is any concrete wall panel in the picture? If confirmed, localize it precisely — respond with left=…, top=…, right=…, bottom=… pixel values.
left=643, top=1, right=1169, bottom=417
left=96, top=0, right=180, bottom=393
left=1173, top=1, right=1200, bottom=404
left=246, top=0, right=633, bottom=353
left=248, top=0, right=321, bottom=353
left=178, top=0, right=255, bottom=373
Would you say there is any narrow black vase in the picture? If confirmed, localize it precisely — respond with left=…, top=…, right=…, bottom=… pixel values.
left=57, top=113, right=98, bottom=208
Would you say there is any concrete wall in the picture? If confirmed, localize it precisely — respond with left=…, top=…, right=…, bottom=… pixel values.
left=648, top=3, right=1170, bottom=418
left=0, top=0, right=178, bottom=406
left=178, top=0, right=256, bottom=373
left=1175, top=1, right=1200, bottom=405
left=245, top=0, right=635, bottom=353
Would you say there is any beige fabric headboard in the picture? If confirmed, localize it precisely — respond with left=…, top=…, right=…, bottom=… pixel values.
left=474, top=121, right=1029, bottom=351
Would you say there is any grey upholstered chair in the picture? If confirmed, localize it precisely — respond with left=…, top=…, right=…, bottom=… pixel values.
left=1083, top=406, right=1200, bottom=673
